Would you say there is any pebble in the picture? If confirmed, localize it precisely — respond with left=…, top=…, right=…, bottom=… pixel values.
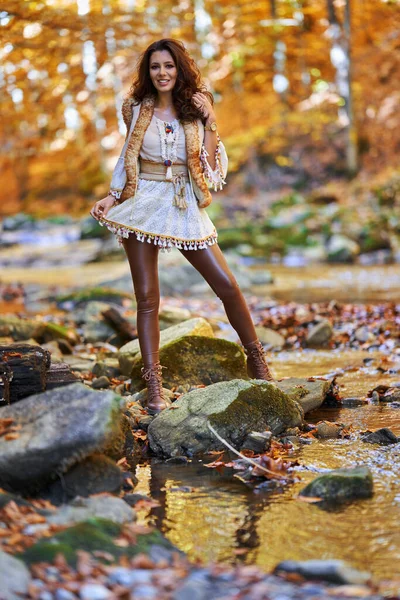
left=79, top=584, right=111, bottom=600
left=55, top=590, right=77, bottom=600
left=132, top=584, right=158, bottom=598
left=108, top=568, right=152, bottom=587
left=91, top=376, right=111, bottom=389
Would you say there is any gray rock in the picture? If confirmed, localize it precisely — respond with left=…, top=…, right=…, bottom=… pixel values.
left=118, top=317, right=214, bottom=376
left=148, top=379, right=303, bottom=457
left=275, top=377, right=332, bottom=414
left=159, top=305, right=192, bottom=324
left=254, top=326, right=285, bottom=349
left=306, top=320, right=333, bottom=347
left=274, top=559, right=371, bottom=585
left=0, top=550, right=31, bottom=600
left=240, top=431, right=272, bottom=453
left=361, top=428, right=399, bottom=445
left=0, top=383, right=126, bottom=492
left=46, top=495, right=135, bottom=526
left=92, top=359, right=121, bottom=379
left=354, top=326, right=370, bottom=343
left=108, top=567, right=152, bottom=587
left=92, top=376, right=111, bottom=389
left=327, top=235, right=360, bottom=263
left=44, top=454, right=124, bottom=503
left=82, top=321, right=116, bottom=344
left=300, top=466, right=373, bottom=504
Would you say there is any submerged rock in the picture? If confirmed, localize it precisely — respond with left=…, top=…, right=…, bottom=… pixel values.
left=0, top=383, right=126, bottom=492
left=300, top=466, right=373, bottom=504
left=274, top=559, right=371, bottom=585
left=148, top=379, right=304, bottom=457
left=118, top=317, right=214, bottom=376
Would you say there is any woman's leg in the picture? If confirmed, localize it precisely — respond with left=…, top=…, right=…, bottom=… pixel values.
left=179, top=243, right=258, bottom=346
left=179, top=243, right=274, bottom=381
left=122, top=234, right=160, bottom=366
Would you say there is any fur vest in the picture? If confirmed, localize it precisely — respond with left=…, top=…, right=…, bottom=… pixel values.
left=118, top=94, right=214, bottom=208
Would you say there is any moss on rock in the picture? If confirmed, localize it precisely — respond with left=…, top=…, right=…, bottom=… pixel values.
left=19, top=518, right=177, bottom=566
left=148, top=379, right=304, bottom=457
left=300, top=466, right=373, bottom=504
left=130, top=336, right=247, bottom=392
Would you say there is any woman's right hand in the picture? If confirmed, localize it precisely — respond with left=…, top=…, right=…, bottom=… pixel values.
left=90, top=194, right=116, bottom=220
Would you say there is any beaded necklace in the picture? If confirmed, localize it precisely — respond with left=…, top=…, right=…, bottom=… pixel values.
left=155, top=116, right=180, bottom=181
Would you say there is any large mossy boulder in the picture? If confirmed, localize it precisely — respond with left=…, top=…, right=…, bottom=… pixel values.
left=300, top=466, right=373, bottom=504
left=20, top=518, right=178, bottom=567
left=148, top=379, right=304, bottom=457
left=118, top=317, right=214, bottom=376
left=0, top=383, right=126, bottom=493
left=130, top=336, right=248, bottom=392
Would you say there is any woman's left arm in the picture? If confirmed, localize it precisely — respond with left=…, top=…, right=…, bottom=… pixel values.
left=192, top=93, right=228, bottom=191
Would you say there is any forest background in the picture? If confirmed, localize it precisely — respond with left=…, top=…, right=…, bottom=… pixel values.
left=1, top=0, right=399, bottom=263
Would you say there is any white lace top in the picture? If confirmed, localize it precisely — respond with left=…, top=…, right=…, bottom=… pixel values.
left=99, top=111, right=228, bottom=252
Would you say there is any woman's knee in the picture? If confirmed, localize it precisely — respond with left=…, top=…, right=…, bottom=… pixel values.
left=213, top=273, right=241, bottom=302
left=136, top=288, right=160, bottom=314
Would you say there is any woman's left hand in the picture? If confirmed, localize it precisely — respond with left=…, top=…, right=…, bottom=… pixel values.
left=191, top=92, right=215, bottom=121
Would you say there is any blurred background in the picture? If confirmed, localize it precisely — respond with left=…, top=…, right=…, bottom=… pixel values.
left=1, top=0, right=399, bottom=273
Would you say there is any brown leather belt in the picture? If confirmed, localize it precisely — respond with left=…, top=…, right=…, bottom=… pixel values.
left=139, top=159, right=189, bottom=180
left=138, top=159, right=189, bottom=209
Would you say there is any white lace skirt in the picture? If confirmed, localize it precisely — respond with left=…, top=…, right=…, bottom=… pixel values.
left=99, top=177, right=218, bottom=252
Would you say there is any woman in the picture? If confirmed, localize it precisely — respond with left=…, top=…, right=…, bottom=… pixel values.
left=90, top=39, right=274, bottom=414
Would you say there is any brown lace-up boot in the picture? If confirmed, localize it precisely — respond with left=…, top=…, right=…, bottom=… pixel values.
left=243, top=339, right=275, bottom=382
left=141, top=361, right=169, bottom=415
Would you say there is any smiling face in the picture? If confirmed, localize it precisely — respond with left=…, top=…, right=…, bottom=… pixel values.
left=149, top=49, right=178, bottom=94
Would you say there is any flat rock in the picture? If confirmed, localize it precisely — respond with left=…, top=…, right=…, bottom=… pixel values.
left=46, top=495, right=135, bottom=526
left=148, top=379, right=304, bottom=457
left=275, top=378, right=332, bottom=414
left=0, top=383, right=126, bottom=492
left=118, top=317, right=214, bottom=376
left=0, top=550, right=31, bottom=600
left=300, top=466, right=373, bottom=504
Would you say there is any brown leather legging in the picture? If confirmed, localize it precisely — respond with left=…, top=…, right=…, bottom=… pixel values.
left=122, top=234, right=258, bottom=366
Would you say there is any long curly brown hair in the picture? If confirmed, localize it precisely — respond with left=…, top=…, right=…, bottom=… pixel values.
left=126, top=39, right=214, bottom=124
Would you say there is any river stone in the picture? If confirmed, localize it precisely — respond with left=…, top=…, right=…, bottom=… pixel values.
left=254, top=326, right=285, bottom=349
left=148, top=379, right=304, bottom=457
left=46, top=495, right=135, bottom=526
left=0, top=383, right=126, bottom=492
left=300, top=466, right=373, bottom=503
left=118, top=317, right=214, bottom=376
left=306, top=320, right=333, bottom=348
left=275, top=377, right=331, bottom=414
left=361, top=428, right=399, bottom=445
left=316, top=421, right=343, bottom=439
left=0, top=550, right=32, bottom=600
left=0, top=315, right=44, bottom=341
left=130, top=336, right=247, bottom=392
left=274, top=559, right=371, bottom=585
left=43, top=454, right=124, bottom=504
left=92, top=358, right=121, bottom=379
